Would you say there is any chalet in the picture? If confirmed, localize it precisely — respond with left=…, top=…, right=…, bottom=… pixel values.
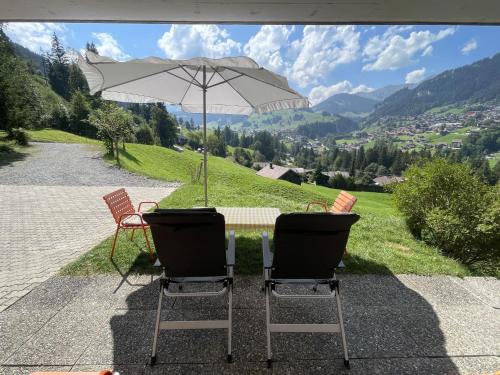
left=373, top=176, right=404, bottom=186
left=256, top=164, right=301, bottom=185
left=435, top=142, right=448, bottom=149
left=451, top=139, right=462, bottom=149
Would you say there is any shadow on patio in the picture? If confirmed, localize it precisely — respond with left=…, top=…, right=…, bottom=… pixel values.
left=107, top=255, right=460, bottom=374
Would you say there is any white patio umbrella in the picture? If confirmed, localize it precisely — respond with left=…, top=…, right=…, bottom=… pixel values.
left=78, top=52, right=309, bottom=206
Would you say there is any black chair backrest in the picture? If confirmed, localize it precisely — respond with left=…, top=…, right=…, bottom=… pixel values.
left=143, top=210, right=226, bottom=278
left=271, top=213, right=360, bottom=280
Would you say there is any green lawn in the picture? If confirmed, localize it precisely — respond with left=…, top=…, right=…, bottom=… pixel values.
left=35, top=129, right=471, bottom=278
left=28, top=129, right=100, bottom=144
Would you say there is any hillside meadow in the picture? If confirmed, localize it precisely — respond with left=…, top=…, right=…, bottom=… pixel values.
left=27, top=129, right=470, bottom=277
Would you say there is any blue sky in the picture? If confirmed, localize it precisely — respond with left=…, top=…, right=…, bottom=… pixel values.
left=5, top=23, right=500, bottom=104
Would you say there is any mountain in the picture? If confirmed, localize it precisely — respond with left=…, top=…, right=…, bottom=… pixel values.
left=370, top=53, right=500, bottom=119
left=312, top=93, right=379, bottom=116
left=12, top=42, right=45, bottom=74
left=358, top=84, right=416, bottom=101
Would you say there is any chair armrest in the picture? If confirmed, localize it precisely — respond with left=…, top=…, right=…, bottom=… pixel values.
left=306, top=201, right=329, bottom=212
left=262, top=232, right=273, bottom=269
left=138, top=201, right=159, bottom=212
left=226, top=230, right=235, bottom=266
left=119, top=213, right=146, bottom=225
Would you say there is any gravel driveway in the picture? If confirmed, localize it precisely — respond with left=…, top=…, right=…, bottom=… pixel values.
left=0, top=142, right=180, bottom=312
left=0, top=142, right=177, bottom=187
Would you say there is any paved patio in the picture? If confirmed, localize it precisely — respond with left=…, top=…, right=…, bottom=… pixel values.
left=0, top=274, right=498, bottom=374
left=0, top=142, right=179, bottom=312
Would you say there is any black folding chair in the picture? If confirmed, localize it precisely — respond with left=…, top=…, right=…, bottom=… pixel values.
left=262, top=212, right=360, bottom=369
left=143, top=209, right=235, bottom=365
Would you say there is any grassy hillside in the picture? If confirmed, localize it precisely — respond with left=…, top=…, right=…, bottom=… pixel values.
left=29, top=130, right=470, bottom=277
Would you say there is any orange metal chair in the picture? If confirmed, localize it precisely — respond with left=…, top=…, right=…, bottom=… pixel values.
left=306, top=190, right=357, bottom=214
left=103, top=188, right=158, bottom=260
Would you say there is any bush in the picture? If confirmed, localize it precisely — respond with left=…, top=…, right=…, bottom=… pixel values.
left=135, top=124, right=155, bottom=145
left=393, top=158, right=499, bottom=266
left=8, top=127, right=30, bottom=146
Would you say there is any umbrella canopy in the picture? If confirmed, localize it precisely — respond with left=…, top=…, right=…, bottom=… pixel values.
left=78, top=52, right=309, bottom=205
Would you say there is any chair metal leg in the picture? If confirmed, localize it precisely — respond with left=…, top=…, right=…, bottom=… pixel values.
left=151, top=280, right=164, bottom=365
left=130, top=228, right=135, bottom=241
left=110, top=225, right=120, bottom=259
left=265, top=274, right=272, bottom=368
left=142, top=226, right=154, bottom=260
left=335, top=285, right=350, bottom=368
left=227, top=282, right=233, bottom=363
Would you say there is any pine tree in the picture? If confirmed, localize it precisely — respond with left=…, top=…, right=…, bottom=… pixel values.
left=46, top=33, right=70, bottom=99
left=151, top=103, right=178, bottom=147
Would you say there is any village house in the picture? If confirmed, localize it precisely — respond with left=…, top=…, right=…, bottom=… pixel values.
left=373, top=175, right=405, bottom=186
left=256, top=163, right=302, bottom=185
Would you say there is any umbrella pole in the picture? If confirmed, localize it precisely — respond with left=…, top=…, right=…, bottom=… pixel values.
left=202, top=65, right=208, bottom=207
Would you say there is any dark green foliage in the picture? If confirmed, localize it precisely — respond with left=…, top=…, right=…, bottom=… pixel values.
left=135, top=124, right=155, bottom=145
left=232, top=147, right=253, bottom=167
left=313, top=164, right=329, bottom=186
left=207, top=127, right=227, bottom=157
left=45, top=34, right=70, bottom=100
left=7, top=127, right=30, bottom=146
left=297, top=116, right=358, bottom=138
left=393, top=159, right=500, bottom=267
left=69, top=91, right=95, bottom=137
left=150, top=103, right=178, bottom=147
left=0, top=27, right=43, bottom=132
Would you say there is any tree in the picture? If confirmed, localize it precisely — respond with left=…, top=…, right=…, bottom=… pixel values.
left=207, top=128, right=227, bottom=157
left=135, top=124, right=155, bottom=145
left=69, top=91, right=92, bottom=136
left=85, top=42, right=99, bottom=54
left=89, top=103, right=134, bottom=165
left=313, top=164, right=329, bottom=186
left=46, top=33, right=70, bottom=99
left=150, top=103, right=178, bottom=147
left=68, top=64, right=89, bottom=95
left=0, top=27, right=43, bottom=132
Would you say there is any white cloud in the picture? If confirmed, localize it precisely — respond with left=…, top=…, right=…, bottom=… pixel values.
left=363, top=27, right=455, bottom=71
left=405, top=67, right=426, bottom=84
left=92, top=32, right=130, bottom=61
left=287, top=26, right=360, bottom=88
left=461, top=39, right=477, bottom=55
left=243, top=25, right=293, bottom=72
left=422, top=45, right=433, bottom=57
left=309, top=80, right=374, bottom=105
left=4, top=22, right=66, bottom=52
left=157, top=25, right=241, bottom=59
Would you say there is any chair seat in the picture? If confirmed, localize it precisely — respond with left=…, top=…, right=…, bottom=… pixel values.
left=121, top=214, right=147, bottom=227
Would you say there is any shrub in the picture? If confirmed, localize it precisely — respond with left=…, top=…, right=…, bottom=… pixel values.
left=393, top=158, right=499, bottom=266
left=135, top=124, right=155, bottom=145
left=8, top=127, right=30, bottom=146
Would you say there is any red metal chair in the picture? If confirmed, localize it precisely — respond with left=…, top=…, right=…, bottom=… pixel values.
left=103, top=188, right=158, bottom=260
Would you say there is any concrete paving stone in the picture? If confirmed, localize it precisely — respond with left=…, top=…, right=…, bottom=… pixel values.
left=397, top=275, right=485, bottom=306
left=371, top=303, right=500, bottom=357
left=0, top=308, right=57, bottom=364
left=342, top=305, right=424, bottom=359
left=451, top=355, right=500, bottom=374
left=7, top=277, right=91, bottom=313
left=462, top=276, right=500, bottom=308
left=4, top=307, right=111, bottom=366
left=0, top=365, right=72, bottom=375
left=71, top=363, right=146, bottom=374
left=338, top=274, right=425, bottom=308
left=273, top=357, right=463, bottom=375
left=76, top=310, right=155, bottom=365
left=144, top=361, right=268, bottom=375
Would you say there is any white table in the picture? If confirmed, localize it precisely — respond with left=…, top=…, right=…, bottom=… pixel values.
left=216, top=207, right=281, bottom=231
